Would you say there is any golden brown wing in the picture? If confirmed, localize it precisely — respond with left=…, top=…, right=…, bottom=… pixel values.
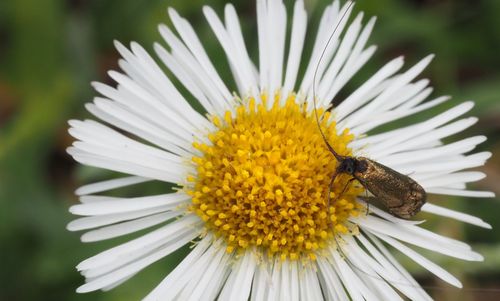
left=354, top=157, right=426, bottom=219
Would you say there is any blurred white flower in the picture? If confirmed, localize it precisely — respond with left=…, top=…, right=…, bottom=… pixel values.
left=67, top=0, right=493, bottom=299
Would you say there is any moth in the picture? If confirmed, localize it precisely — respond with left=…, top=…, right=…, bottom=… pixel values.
left=313, top=1, right=426, bottom=219
left=325, top=142, right=426, bottom=219
left=308, top=1, right=498, bottom=295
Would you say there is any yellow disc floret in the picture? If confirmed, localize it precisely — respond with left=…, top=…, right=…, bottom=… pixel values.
left=187, top=95, right=364, bottom=260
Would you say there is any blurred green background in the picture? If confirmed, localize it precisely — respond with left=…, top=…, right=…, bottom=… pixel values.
left=0, top=0, right=499, bottom=300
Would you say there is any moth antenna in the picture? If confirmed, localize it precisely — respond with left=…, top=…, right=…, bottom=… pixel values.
left=312, top=0, right=354, bottom=162
left=313, top=1, right=498, bottom=295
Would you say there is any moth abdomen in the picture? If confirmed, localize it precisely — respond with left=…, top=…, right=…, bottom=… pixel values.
left=389, top=182, right=426, bottom=219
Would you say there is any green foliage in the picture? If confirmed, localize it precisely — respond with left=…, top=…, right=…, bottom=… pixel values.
left=0, top=0, right=499, bottom=300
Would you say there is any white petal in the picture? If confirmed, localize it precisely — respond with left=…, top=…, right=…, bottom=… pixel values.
left=82, top=225, right=196, bottom=279
left=357, top=232, right=433, bottom=300
left=71, top=141, right=184, bottom=175
left=301, top=1, right=353, bottom=98
left=178, top=246, right=227, bottom=300
left=282, top=0, right=307, bottom=101
left=335, top=56, right=404, bottom=121
left=351, top=95, right=449, bottom=135
left=218, top=250, right=256, bottom=301
left=163, top=239, right=222, bottom=299
left=418, top=171, right=486, bottom=188
left=267, top=257, right=280, bottom=300
left=395, top=152, right=492, bottom=174
left=84, top=102, right=189, bottom=156
left=75, top=176, right=149, bottom=196
left=77, top=215, right=200, bottom=271
left=323, top=45, right=377, bottom=107
left=322, top=17, right=377, bottom=105
left=80, top=211, right=182, bottom=242
left=399, top=221, right=472, bottom=250
left=317, top=12, right=364, bottom=102
left=224, top=4, right=260, bottom=95
left=355, top=101, right=475, bottom=154
left=342, top=238, right=408, bottom=300
left=86, top=96, right=192, bottom=155
left=256, top=0, right=270, bottom=93
left=344, top=54, right=434, bottom=129
left=289, top=261, right=300, bottom=301
left=331, top=249, right=377, bottom=301
left=203, top=5, right=257, bottom=97
left=250, top=257, right=272, bottom=301
left=278, top=261, right=292, bottom=301
left=378, top=136, right=488, bottom=166
left=153, top=42, right=215, bottom=118
left=422, top=203, right=491, bottom=229
left=426, top=187, right=495, bottom=198
left=356, top=234, right=431, bottom=300
left=300, top=263, right=324, bottom=301
left=67, top=205, right=173, bottom=231
left=112, top=41, right=208, bottom=129
left=77, top=227, right=197, bottom=293
left=100, top=274, right=136, bottom=292
left=376, top=78, right=430, bottom=113
left=266, top=0, right=287, bottom=96
left=144, top=234, right=214, bottom=300
left=342, top=240, right=403, bottom=301
left=356, top=216, right=482, bottom=261
left=157, top=23, right=223, bottom=114
left=167, top=8, right=233, bottom=108
left=106, top=69, right=196, bottom=136
left=69, top=193, right=189, bottom=216
left=68, top=147, right=185, bottom=184
left=69, top=119, right=184, bottom=163
left=375, top=233, right=462, bottom=288
left=201, top=252, right=232, bottom=301
left=316, top=257, right=349, bottom=301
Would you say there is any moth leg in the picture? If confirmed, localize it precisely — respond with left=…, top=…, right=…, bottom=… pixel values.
left=326, top=172, right=338, bottom=216
left=359, top=196, right=407, bottom=217
left=339, top=177, right=356, bottom=199
left=364, top=189, right=370, bottom=216
left=331, top=178, right=359, bottom=262
left=358, top=196, right=378, bottom=205
left=329, top=177, right=356, bottom=210
left=327, top=175, right=347, bottom=260
left=327, top=175, right=356, bottom=226
left=358, top=196, right=388, bottom=213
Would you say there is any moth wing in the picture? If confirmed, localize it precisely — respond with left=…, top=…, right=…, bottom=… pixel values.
left=354, top=157, right=426, bottom=219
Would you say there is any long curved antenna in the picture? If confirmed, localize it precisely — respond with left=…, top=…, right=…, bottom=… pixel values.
left=312, top=2, right=500, bottom=295
left=312, top=1, right=354, bottom=161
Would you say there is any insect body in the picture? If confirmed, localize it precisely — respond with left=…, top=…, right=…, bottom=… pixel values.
left=312, top=1, right=427, bottom=220
left=336, top=155, right=426, bottom=219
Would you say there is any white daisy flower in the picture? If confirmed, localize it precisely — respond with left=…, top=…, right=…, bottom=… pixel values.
left=67, top=0, right=494, bottom=300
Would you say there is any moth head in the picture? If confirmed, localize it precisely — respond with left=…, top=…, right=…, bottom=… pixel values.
left=338, top=157, right=357, bottom=175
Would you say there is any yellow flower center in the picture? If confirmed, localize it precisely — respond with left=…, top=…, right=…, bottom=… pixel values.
left=187, top=94, right=363, bottom=260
